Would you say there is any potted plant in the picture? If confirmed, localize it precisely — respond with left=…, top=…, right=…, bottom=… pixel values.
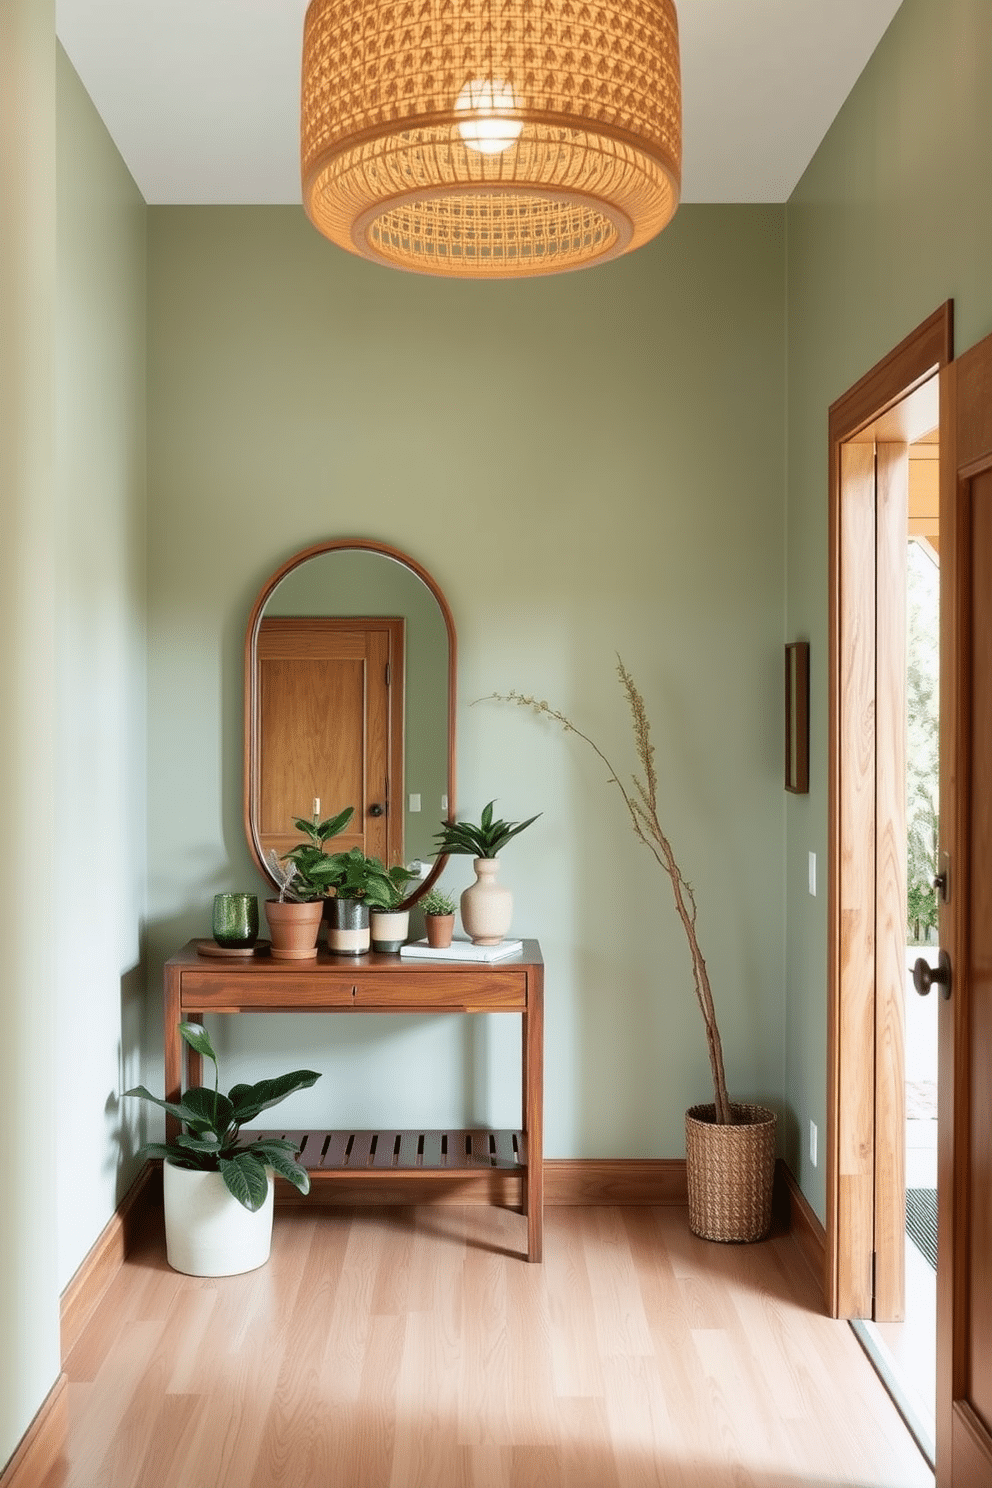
left=365, top=863, right=418, bottom=953
left=490, top=662, right=777, bottom=1243
left=265, top=804, right=354, bottom=959
left=123, top=1021, right=320, bottom=1275
left=433, top=800, right=540, bottom=945
left=420, top=885, right=457, bottom=948
left=322, top=848, right=414, bottom=954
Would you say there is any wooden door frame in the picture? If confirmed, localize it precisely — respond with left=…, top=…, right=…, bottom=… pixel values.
left=827, top=302, right=953, bottom=1318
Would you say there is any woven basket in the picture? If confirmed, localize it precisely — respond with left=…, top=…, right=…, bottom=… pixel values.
left=685, top=1103, right=777, bottom=1243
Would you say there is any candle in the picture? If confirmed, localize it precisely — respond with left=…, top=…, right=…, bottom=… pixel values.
left=312, top=797, right=320, bottom=821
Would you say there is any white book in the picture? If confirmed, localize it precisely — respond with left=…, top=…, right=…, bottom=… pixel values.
left=399, top=938, right=524, bottom=963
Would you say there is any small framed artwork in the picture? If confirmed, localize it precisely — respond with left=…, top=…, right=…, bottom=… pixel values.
left=785, top=642, right=810, bottom=793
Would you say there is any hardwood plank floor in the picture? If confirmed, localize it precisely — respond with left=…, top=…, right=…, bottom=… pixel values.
left=44, top=1203, right=933, bottom=1487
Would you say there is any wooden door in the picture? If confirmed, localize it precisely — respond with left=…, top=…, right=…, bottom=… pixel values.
left=936, top=331, right=992, bottom=1485
left=256, top=617, right=404, bottom=867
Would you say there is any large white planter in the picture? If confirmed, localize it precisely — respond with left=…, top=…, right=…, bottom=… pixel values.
left=163, top=1161, right=274, bottom=1276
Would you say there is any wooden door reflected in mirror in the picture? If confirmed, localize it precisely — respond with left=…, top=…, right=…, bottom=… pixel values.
left=245, top=539, right=456, bottom=903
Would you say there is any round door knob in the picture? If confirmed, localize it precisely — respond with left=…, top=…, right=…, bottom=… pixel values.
left=369, top=803, right=384, bottom=817
left=913, top=951, right=952, bottom=1000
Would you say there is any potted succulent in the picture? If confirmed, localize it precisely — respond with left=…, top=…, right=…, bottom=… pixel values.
left=322, top=849, right=415, bottom=954
left=420, top=885, right=457, bottom=948
left=433, top=800, right=540, bottom=945
left=490, top=661, right=777, bottom=1243
left=365, top=863, right=418, bottom=953
left=265, top=804, right=354, bottom=959
left=123, top=1021, right=320, bottom=1275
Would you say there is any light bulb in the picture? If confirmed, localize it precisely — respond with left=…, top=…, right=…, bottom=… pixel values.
left=455, top=79, right=523, bottom=155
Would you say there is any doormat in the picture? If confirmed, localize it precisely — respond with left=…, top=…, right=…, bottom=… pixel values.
left=906, top=1187, right=937, bottom=1269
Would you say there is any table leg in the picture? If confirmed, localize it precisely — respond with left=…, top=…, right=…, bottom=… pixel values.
left=524, top=964, right=544, bottom=1262
left=163, top=963, right=182, bottom=1144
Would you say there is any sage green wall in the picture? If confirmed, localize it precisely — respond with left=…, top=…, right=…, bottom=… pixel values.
left=55, top=49, right=148, bottom=1288
left=0, top=1, right=60, bottom=1462
left=784, top=0, right=992, bottom=1217
left=146, top=205, right=787, bottom=1157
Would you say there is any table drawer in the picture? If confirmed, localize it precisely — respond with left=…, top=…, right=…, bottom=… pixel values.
left=355, top=971, right=527, bottom=1010
left=180, top=970, right=356, bottom=1010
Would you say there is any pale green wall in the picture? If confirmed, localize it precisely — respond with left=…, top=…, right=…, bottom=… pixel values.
left=146, top=205, right=787, bottom=1156
left=0, top=0, right=60, bottom=1463
left=784, top=0, right=992, bottom=1217
left=55, top=49, right=148, bottom=1288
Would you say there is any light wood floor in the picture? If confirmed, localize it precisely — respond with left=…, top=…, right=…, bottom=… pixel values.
left=46, top=1203, right=934, bottom=1487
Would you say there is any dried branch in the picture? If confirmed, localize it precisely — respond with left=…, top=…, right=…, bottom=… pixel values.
left=483, top=660, right=732, bottom=1125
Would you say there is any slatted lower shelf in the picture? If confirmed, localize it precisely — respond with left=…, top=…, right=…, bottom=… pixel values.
left=254, top=1128, right=527, bottom=1174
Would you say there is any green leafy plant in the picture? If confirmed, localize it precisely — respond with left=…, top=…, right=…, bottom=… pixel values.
left=268, top=805, right=355, bottom=901
left=323, top=848, right=414, bottom=906
left=363, top=860, right=418, bottom=911
left=123, top=1022, right=321, bottom=1210
left=421, top=886, right=457, bottom=917
left=486, top=660, right=732, bottom=1126
left=433, top=800, right=541, bottom=859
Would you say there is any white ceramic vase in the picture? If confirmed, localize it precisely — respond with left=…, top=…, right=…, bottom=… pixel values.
left=163, top=1161, right=274, bottom=1276
left=460, top=858, right=513, bottom=945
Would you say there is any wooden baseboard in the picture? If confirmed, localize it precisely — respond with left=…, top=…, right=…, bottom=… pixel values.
left=60, top=1163, right=161, bottom=1361
left=0, top=1375, right=67, bottom=1488
left=777, top=1160, right=826, bottom=1297
left=545, top=1159, right=688, bottom=1205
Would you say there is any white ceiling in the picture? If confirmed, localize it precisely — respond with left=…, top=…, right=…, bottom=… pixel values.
left=55, top=0, right=904, bottom=206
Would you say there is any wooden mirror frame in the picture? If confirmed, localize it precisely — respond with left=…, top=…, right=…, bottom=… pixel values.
left=244, top=537, right=456, bottom=906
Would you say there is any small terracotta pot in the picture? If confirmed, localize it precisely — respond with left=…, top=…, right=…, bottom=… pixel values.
left=264, top=899, right=324, bottom=960
left=425, top=913, right=455, bottom=948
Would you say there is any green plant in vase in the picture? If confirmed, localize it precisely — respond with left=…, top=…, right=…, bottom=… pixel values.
left=433, top=801, right=541, bottom=946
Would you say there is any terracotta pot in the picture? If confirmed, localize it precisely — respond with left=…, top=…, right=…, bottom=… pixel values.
left=460, top=858, right=512, bottom=945
left=264, top=898, right=324, bottom=960
left=425, top=912, right=455, bottom=948
left=163, top=1161, right=274, bottom=1276
left=327, top=896, right=370, bottom=955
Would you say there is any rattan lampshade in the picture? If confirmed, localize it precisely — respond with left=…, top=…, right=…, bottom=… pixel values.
left=301, top=0, right=682, bottom=278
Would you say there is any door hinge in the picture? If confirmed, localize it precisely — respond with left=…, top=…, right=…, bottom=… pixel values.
left=385, top=663, right=391, bottom=687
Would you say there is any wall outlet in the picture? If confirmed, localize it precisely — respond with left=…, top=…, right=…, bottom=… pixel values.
left=809, top=1119, right=818, bottom=1167
left=808, top=851, right=817, bottom=897
left=408, top=793, right=421, bottom=812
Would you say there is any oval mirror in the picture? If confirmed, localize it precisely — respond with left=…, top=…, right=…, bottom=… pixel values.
left=244, top=538, right=456, bottom=904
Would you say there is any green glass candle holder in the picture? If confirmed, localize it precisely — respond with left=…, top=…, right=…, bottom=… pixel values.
left=212, top=892, right=259, bottom=949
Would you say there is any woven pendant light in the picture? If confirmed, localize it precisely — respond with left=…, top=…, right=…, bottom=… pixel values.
left=300, top=0, right=682, bottom=278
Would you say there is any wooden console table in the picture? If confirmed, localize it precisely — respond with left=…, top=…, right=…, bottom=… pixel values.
left=163, top=939, right=544, bottom=1261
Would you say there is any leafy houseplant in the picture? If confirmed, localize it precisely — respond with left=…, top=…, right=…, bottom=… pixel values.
left=488, top=661, right=776, bottom=1241
left=271, top=804, right=356, bottom=901
left=265, top=805, right=355, bottom=960
left=364, top=861, right=418, bottom=953
left=124, top=1021, right=320, bottom=1209
left=433, top=800, right=541, bottom=860
left=322, top=849, right=416, bottom=954
left=433, top=801, right=540, bottom=946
